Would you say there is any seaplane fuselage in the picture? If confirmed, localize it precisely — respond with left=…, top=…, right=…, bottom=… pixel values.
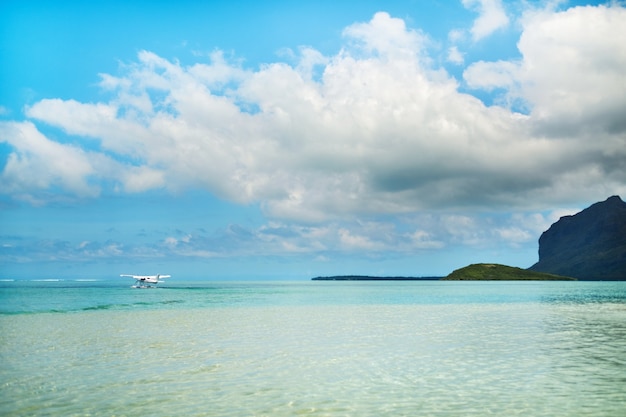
left=120, top=274, right=171, bottom=287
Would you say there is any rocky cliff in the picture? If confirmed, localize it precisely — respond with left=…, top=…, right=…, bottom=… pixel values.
left=528, top=196, right=626, bottom=280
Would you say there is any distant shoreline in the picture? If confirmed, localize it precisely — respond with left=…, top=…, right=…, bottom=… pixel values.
left=311, top=276, right=443, bottom=281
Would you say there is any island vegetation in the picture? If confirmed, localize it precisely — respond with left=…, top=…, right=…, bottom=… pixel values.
left=312, top=275, right=442, bottom=281
left=443, top=263, right=575, bottom=281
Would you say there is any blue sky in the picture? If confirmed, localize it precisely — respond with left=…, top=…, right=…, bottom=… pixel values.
left=1, top=0, right=625, bottom=280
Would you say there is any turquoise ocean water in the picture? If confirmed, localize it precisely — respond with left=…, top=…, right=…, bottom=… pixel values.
left=1, top=279, right=625, bottom=416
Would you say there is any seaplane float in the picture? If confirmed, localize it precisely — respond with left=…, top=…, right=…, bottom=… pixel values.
left=120, top=274, right=171, bottom=288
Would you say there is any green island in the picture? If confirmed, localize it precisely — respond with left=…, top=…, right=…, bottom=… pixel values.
left=312, top=275, right=442, bottom=281
left=442, top=263, right=576, bottom=281
left=311, top=265, right=575, bottom=281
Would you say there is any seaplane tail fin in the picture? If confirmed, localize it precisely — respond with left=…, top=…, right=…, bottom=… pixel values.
left=158, top=275, right=171, bottom=279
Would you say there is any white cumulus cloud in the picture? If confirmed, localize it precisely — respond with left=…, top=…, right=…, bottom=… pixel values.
left=462, top=0, right=510, bottom=41
left=2, top=7, right=625, bottom=221
left=0, top=121, right=100, bottom=202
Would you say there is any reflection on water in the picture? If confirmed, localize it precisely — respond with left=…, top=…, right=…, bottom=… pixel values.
left=539, top=302, right=626, bottom=415
left=1, top=281, right=625, bottom=416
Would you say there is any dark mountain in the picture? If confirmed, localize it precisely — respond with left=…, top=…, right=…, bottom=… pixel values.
left=528, top=196, right=626, bottom=280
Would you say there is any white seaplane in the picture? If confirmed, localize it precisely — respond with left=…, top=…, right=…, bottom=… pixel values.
left=120, top=274, right=171, bottom=288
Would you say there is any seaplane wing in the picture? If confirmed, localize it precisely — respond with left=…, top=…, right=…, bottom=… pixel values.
left=120, top=274, right=171, bottom=287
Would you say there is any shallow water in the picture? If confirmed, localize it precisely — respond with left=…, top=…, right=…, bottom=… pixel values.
left=1, top=280, right=625, bottom=416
